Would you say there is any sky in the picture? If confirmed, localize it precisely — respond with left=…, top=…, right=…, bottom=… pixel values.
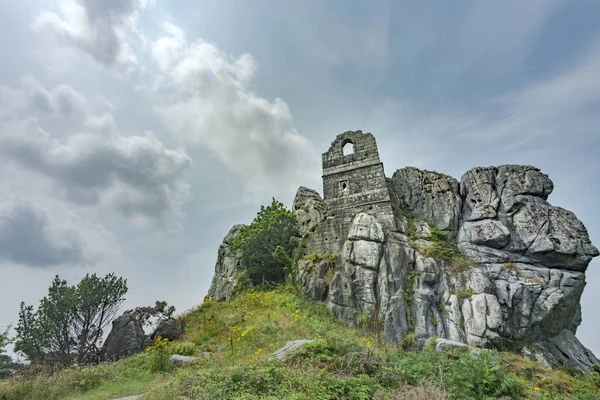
left=0, top=0, right=599, bottom=358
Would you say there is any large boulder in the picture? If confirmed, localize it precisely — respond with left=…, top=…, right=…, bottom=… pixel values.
left=390, top=167, right=462, bottom=233
left=206, top=224, right=246, bottom=301
left=101, top=313, right=145, bottom=361
left=151, top=319, right=184, bottom=341
left=327, top=213, right=386, bottom=325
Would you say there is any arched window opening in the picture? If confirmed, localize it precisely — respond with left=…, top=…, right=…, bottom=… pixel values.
left=342, top=141, right=355, bottom=156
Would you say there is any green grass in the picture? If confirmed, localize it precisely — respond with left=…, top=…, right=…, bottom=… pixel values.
left=0, top=352, right=160, bottom=400
left=2, top=285, right=599, bottom=400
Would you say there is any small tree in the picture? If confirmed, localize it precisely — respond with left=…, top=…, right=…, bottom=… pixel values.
left=0, top=354, right=15, bottom=379
left=231, top=198, right=299, bottom=285
left=126, top=301, right=176, bottom=328
left=71, top=274, right=128, bottom=363
left=15, top=273, right=127, bottom=366
left=0, top=333, right=8, bottom=369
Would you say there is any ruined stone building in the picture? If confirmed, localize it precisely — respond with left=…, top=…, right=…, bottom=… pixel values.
left=308, top=131, right=396, bottom=254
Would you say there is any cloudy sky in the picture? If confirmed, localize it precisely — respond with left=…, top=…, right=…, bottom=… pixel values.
left=1, top=0, right=599, bottom=357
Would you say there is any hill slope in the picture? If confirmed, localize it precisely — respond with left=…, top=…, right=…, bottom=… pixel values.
left=1, top=286, right=599, bottom=399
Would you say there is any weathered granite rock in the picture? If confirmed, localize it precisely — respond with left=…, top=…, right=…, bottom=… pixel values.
left=458, top=220, right=510, bottom=248
left=435, top=338, right=469, bottom=351
left=534, top=329, right=600, bottom=371
left=298, top=257, right=333, bottom=301
left=151, top=319, right=184, bottom=342
left=327, top=213, right=385, bottom=325
left=170, top=354, right=200, bottom=365
left=321, top=162, right=596, bottom=368
left=390, top=167, right=462, bottom=233
left=209, top=131, right=599, bottom=371
left=269, top=340, right=314, bottom=361
left=460, top=167, right=500, bottom=221
left=293, top=187, right=326, bottom=236
left=101, top=313, right=145, bottom=361
left=206, top=224, right=246, bottom=301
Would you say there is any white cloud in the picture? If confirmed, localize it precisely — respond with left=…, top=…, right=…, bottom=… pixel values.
left=32, top=0, right=147, bottom=74
left=0, top=77, right=192, bottom=228
left=150, top=23, right=319, bottom=200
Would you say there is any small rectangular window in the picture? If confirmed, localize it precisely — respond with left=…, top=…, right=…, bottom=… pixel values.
left=339, top=180, right=349, bottom=192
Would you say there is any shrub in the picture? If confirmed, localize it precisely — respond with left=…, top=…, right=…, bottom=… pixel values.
left=231, top=198, right=299, bottom=285
left=389, top=348, right=526, bottom=399
left=147, top=337, right=172, bottom=373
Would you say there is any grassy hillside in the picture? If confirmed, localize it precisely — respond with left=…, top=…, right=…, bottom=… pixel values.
left=1, top=285, right=599, bottom=399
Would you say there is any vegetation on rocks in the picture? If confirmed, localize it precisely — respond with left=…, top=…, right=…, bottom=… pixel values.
left=231, top=198, right=299, bottom=285
left=419, top=225, right=472, bottom=274
left=2, top=286, right=599, bottom=399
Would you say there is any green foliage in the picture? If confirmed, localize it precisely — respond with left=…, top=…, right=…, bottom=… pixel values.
left=232, top=270, right=252, bottom=296
left=403, top=213, right=418, bottom=239
left=303, top=253, right=338, bottom=285
left=303, top=253, right=339, bottom=267
left=273, top=235, right=308, bottom=285
left=0, top=334, right=14, bottom=379
left=404, top=271, right=420, bottom=310
left=14, top=273, right=127, bottom=366
left=147, top=337, right=172, bottom=373
left=0, top=334, right=8, bottom=369
left=232, top=198, right=299, bottom=285
left=452, top=289, right=477, bottom=300
left=167, top=341, right=197, bottom=357
left=419, top=225, right=472, bottom=274
left=389, top=348, right=527, bottom=399
left=126, top=301, right=176, bottom=328
left=504, top=260, right=517, bottom=271
left=402, top=333, right=417, bottom=350
left=0, top=351, right=156, bottom=400
left=0, top=334, right=7, bottom=353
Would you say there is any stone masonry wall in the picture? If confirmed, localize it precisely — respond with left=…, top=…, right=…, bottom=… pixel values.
left=320, top=131, right=396, bottom=253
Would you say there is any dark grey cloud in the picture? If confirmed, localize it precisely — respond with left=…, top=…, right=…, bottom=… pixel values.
left=33, top=0, right=146, bottom=74
left=0, top=78, right=192, bottom=227
left=0, top=203, right=84, bottom=268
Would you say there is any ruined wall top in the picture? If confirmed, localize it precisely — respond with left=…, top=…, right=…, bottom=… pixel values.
left=322, top=130, right=383, bottom=180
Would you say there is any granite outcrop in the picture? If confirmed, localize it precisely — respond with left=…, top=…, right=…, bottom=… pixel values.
left=207, top=131, right=599, bottom=370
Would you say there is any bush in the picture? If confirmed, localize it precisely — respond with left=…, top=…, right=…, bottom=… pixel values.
left=231, top=198, right=299, bottom=285
left=147, top=337, right=172, bottom=373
